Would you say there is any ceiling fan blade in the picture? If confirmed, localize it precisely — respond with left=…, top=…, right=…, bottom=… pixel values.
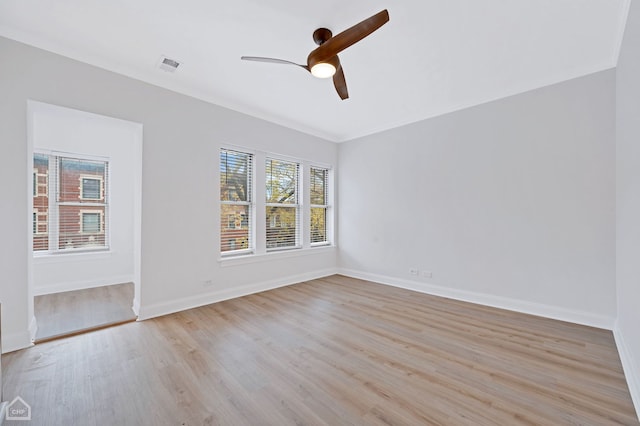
left=333, top=62, right=349, bottom=100
left=241, top=56, right=309, bottom=71
left=311, top=9, right=389, bottom=63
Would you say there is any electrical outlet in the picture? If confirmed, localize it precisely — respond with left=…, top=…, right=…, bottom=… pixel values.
left=421, top=270, right=433, bottom=278
left=203, top=279, right=213, bottom=287
left=409, top=268, right=419, bottom=276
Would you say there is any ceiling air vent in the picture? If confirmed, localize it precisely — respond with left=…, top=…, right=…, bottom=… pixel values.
left=158, top=56, right=181, bottom=73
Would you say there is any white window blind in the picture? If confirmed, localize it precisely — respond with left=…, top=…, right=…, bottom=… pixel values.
left=220, top=149, right=253, bottom=254
left=310, top=167, right=329, bottom=245
left=33, top=153, right=109, bottom=253
left=266, top=158, right=300, bottom=250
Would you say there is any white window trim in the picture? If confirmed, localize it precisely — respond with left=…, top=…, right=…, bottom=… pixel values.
left=218, top=244, right=335, bottom=267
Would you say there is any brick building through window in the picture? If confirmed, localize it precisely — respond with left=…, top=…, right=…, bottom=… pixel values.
left=33, top=153, right=109, bottom=252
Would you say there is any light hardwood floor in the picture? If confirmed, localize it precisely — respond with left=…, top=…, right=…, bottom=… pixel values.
left=34, top=282, right=136, bottom=342
left=4, top=275, right=638, bottom=425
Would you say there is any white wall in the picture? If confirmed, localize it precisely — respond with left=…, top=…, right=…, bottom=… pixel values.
left=338, top=70, right=617, bottom=328
left=30, top=101, right=139, bottom=295
left=0, top=36, right=337, bottom=352
left=616, top=0, right=640, bottom=415
left=0, top=38, right=32, bottom=352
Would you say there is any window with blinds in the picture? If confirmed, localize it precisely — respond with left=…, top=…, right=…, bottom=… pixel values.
left=33, top=153, right=109, bottom=253
left=266, top=158, right=300, bottom=250
left=219, top=147, right=333, bottom=258
left=310, top=167, right=329, bottom=245
left=220, top=149, right=253, bottom=254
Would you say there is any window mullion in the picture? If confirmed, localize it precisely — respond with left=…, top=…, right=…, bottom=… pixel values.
left=301, top=162, right=310, bottom=249
left=254, top=152, right=266, bottom=255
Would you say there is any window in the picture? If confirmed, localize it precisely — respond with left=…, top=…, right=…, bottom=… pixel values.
left=81, top=211, right=103, bottom=234
left=219, top=147, right=333, bottom=258
left=33, top=209, right=48, bottom=235
left=81, top=177, right=102, bottom=200
left=33, top=159, right=48, bottom=197
left=310, top=167, right=329, bottom=245
left=227, top=214, right=236, bottom=229
left=220, top=149, right=253, bottom=254
left=33, top=153, right=109, bottom=253
left=266, top=158, right=300, bottom=250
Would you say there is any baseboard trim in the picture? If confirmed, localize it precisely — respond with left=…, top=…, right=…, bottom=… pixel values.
left=1, top=330, right=34, bottom=354
left=137, top=268, right=338, bottom=321
left=132, top=296, right=140, bottom=317
left=337, top=268, right=615, bottom=330
left=614, top=325, right=640, bottom=421
left=33, top=275, right=135, bottom=296
left=28, top=315, right=37, bottom=343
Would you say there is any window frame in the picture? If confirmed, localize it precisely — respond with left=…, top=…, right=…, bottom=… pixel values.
left=309, top=166, right=331, bottom=247
left=32, top=151, right=110, bottom=255
left=265, top=156, right=301, bottom=252
left=219, top=146, right=335, bottom=262
left=220, top=148, right=255, bottom=257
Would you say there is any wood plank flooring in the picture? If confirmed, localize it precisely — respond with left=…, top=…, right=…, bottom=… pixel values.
left=3, top=275, right=637, bottom=425
left=34, top=282, right=136, bottom=342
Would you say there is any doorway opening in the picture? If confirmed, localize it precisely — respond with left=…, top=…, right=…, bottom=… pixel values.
left=28, top=101, right=142, bottom=342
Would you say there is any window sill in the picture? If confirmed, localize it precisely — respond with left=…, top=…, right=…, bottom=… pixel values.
left=218, top=245, right=336, bottom=267
left=33, top=249, right=113, bottom=263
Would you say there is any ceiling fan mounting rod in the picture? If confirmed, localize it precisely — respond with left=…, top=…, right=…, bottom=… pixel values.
left=313, top=28, right=333, bottom=46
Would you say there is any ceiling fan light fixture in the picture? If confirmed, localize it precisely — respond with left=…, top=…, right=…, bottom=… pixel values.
left=241, top=9, right=389, bottom=99
left=310, top=62, right=336, bottom=78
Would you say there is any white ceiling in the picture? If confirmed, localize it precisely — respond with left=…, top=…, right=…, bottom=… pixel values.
left=0, top=0, right=630, bottom=142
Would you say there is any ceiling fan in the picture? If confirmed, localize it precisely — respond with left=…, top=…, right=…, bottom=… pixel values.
left=241, top=9, right=390, bottom=100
